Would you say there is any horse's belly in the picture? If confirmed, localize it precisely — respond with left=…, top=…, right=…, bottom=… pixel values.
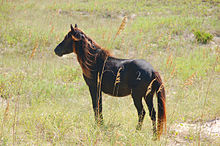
left=101, top=72, right=131, bottom=97
left=113, top=84, right=131, bottom=97
left=102, top=85, right=131, bottom=97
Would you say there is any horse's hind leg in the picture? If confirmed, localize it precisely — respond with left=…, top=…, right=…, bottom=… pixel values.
left=144, top=92, right=156, bottom=137
left=131, top=93, right=146, bottom=130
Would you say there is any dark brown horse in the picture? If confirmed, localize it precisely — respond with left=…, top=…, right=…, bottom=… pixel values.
left=54, top=24, right=166, bottom=139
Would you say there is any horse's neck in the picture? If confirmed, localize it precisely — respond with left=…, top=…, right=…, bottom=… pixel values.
left=76, top=46, right=98, bottom=77
left=79, top=48, right=109, bottom=77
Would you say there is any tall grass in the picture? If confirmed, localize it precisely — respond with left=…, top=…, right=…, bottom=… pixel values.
left=0, top=0, right=219, bottom=145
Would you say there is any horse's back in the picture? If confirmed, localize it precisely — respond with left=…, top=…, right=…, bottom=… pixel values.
left=127, top=59, right=155, bottom=79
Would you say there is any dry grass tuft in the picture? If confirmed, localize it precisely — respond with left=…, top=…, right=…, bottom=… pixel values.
left=113, top=67, right=123, bottom=96
left=184, top=72, right=197, bottom=86
left=29, top=42, right=38, bottom=59
left=114, top=16, right=127, bottom=40
left=145, top=78, right=156, bottom=97
left=157, top=83, right=164, bottom=94
left=96, top=56, right=109, bottom=119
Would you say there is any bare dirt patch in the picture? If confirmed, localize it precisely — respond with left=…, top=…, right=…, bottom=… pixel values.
left=169, top=118, right=220, bottom=145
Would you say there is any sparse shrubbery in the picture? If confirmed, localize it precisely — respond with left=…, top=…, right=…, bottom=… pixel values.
left=193, top=30, right=213, bottom=44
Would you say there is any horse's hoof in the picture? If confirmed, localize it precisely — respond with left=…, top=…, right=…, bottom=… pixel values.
left=152, top=136, right=157, bottom=141
left=96, top=120, right=104, bottom=127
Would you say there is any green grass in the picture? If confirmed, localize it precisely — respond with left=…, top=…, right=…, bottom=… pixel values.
left=193, top=30, right=214, bottom=44
left=0, top=0, right=220, bottom=145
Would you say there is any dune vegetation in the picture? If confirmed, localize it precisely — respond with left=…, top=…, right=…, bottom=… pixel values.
left=0, top=0, right=220, bottom=145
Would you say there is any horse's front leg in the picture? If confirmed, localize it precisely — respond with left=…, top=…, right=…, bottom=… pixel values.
left=89, top=86, right=103, bottom=125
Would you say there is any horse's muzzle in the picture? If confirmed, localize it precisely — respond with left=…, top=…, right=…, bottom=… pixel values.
left=54, top=47, right=63, bottom=57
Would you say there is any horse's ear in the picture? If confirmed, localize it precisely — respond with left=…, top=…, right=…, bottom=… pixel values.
left=70, top=24, right=74, bottom=32
left=75, top=24, right=78, bottom=28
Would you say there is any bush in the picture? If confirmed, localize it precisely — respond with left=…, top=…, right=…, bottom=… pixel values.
left=193, top=30, right=213, bottom=44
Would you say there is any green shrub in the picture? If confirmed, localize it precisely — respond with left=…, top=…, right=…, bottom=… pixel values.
left=193, top=30, right=213, bottom=44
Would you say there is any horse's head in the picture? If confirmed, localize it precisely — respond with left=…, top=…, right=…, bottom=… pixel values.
left=55, top=24, right=110, bottom=78
left=54, top=24, right=85, bottom=56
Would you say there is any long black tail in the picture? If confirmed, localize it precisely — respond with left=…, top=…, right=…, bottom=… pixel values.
left=154, top=72, right=166, bottom=139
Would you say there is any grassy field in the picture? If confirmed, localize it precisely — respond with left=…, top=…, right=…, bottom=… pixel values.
left=0, top=0, right=220, bottom=145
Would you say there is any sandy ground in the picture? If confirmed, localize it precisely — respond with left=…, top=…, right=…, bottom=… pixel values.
left=169, top=118, right=220, bottom=145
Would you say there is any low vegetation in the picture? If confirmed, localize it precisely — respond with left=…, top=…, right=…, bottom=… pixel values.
left=193, top=30, right=214, bottom=44
left=0, top=0, right=220, bottom=145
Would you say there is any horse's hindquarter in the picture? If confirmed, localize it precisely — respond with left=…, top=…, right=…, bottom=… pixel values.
left=128, top=59, right=155, bottom=97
